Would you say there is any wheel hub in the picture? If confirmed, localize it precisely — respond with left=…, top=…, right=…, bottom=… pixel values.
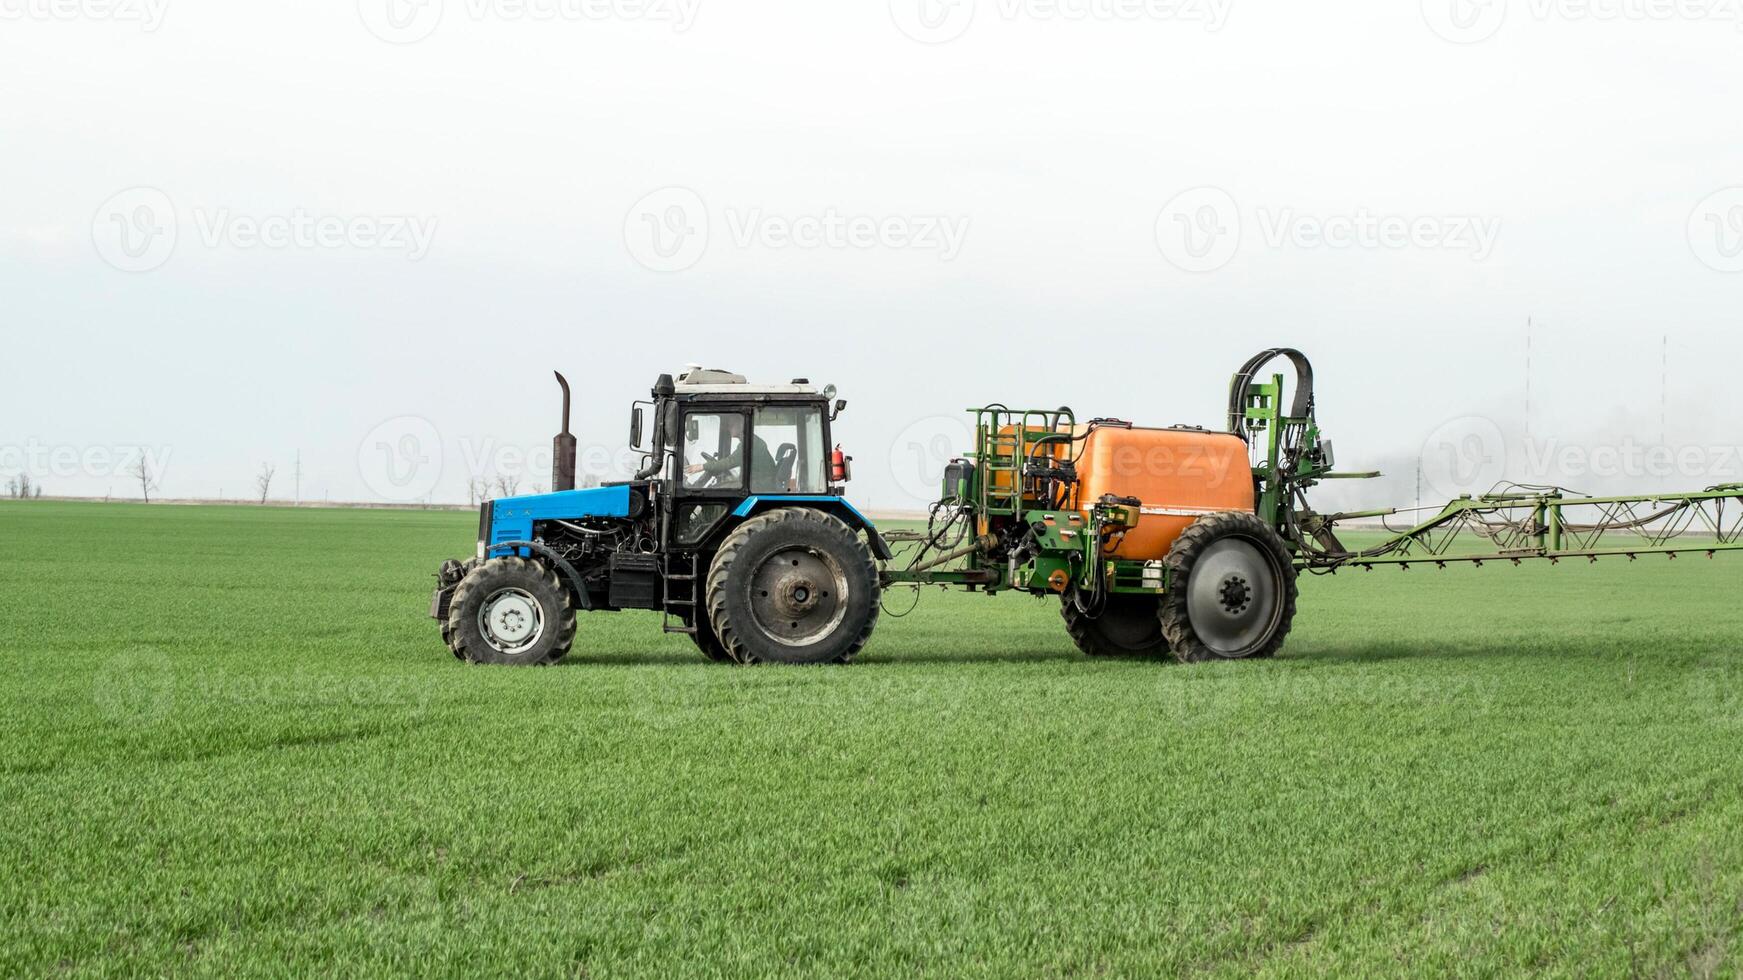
left=1217, top=575, right=1252, bottom=615
left=479, top=588, right=544, bottom=653
left=1184, top=537, right=1282, bottom=658
left=750, top=547, right=848, bottom=646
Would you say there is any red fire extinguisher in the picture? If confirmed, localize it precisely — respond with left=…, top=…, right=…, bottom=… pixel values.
left=830, top=445, right=852, bottom=482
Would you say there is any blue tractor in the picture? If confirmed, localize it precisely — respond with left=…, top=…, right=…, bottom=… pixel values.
left=431, top=368, right=890, bottom=665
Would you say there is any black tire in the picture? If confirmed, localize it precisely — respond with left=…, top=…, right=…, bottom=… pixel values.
left=445, top=556, right=577, bottom=666
left=1161, top=511, right=1297, bottom=663
left=687, top=607, right=735, bottom=663
left=437, top=559, right=472, bottom=660
left=1060, top=593, right=1169, bottom=658
left=704, top=508, right=879, bottom=665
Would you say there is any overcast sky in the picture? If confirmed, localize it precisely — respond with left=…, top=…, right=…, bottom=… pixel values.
left=3, top=0, right=1741, bottom=512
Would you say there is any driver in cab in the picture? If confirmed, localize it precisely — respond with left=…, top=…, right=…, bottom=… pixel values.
left=684, top=415, right=777, bottom=489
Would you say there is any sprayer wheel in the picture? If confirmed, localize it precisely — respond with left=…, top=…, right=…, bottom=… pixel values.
left=1060, top=593, right=1170, bottom=658
left=1161, top=511, right=1297, bottom=663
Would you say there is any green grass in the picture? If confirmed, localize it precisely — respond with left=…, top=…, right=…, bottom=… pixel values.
left=3, top=500, right=1742, bottom=977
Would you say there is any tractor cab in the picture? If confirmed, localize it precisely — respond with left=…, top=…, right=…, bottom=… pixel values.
left=634, top=367, right=856, bottom=551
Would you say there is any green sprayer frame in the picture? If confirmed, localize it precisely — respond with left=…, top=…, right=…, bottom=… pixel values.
left=880, top=349, right=1743, bottom=601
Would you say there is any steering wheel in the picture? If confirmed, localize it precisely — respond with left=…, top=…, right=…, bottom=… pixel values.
left=696, top=451, right=743, bottom=489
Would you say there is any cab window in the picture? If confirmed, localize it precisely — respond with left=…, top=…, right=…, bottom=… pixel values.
left=752, top=406, right=825, bottom=493
left=682, top=412, right=746, bottom=490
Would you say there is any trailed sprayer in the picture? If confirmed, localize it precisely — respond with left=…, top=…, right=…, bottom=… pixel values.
left=431, top=350, right=1743, bottom=665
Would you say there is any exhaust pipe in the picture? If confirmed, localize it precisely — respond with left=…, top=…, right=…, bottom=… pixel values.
left=552, top=371, right=577, bottom=492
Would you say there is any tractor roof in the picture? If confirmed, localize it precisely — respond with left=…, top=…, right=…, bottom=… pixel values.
left=673, top=365, right=819, bottom=396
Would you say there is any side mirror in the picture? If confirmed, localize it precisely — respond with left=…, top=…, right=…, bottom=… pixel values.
left=630, top=407, right=645, bottom=449
left=831, top=399, right=847, bottom=420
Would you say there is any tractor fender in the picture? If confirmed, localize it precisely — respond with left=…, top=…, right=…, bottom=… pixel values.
left=729, top=496, right=893, bottom=561
left=483, top=539, right=593, bottom=610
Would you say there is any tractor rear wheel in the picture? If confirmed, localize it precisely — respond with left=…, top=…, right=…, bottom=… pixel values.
left=1060, top=593, right=1169, bottom=658
left=1160, top=511, right=1297, bottom=663
left=687, top=607, right=735, bottom=663
left=705, top=508, right=879, bottom=665
left=446, top=556, right=577, bottom=666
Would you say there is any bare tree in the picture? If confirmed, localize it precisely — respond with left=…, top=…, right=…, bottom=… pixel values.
left=255, top=463, right=277, bottom=505
left=5, top=473, right=36, bottom=499
left=467, top=477, right=494, bottom=506
left=128, top=453, right=158, bottom=504
left=495, top=474, right=522, bottom=498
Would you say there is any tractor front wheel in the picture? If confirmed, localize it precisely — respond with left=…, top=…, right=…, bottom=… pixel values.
left=1060, top=593, right=1169, bottom=658
left=705, top=509, right=879, bottom=665
left=446, top=556, right=577, bottom=666
left=1160, top=511, right=1297, bottom=663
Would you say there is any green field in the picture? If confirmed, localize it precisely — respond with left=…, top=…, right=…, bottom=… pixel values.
left=3, top=500, right=1742, bottom=977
